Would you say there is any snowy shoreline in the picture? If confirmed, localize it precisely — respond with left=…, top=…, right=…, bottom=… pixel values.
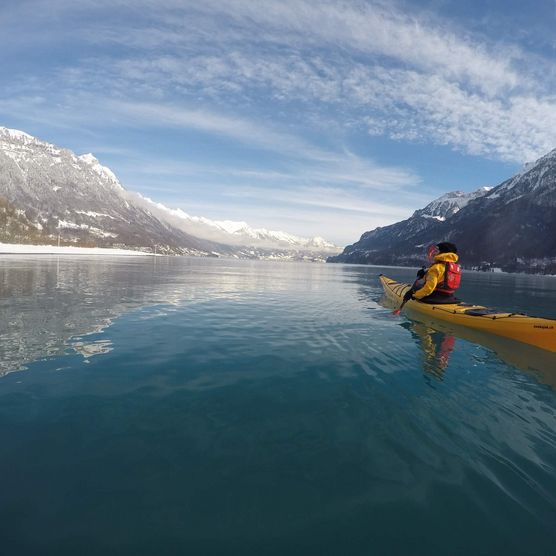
left=0, top=243, right=154, bottom=256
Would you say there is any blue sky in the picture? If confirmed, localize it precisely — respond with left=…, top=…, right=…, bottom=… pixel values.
left=1, top=0, right=555, bottom=245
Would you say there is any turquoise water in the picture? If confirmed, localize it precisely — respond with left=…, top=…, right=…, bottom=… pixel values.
left=0, top=257, right=555, bottom=555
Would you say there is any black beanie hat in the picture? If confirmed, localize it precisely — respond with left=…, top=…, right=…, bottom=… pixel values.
left=437, top=241, right=458, bottom=254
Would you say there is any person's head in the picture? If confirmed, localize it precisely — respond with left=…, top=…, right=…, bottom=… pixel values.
left=436, top=241, right=457, bottom=254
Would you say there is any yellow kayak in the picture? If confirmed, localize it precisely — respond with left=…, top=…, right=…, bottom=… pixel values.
left=380, top=275, right=556, bottom=352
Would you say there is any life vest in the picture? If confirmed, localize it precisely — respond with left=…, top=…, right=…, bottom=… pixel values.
left=434, top=262, right=461, bottom=294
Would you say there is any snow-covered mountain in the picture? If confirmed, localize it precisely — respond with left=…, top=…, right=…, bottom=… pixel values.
left=0, top=127, right=339, bottom=259
left=329, top=149, right=556, bottom=272
left=327, top=186, right=491, bottom=265
left=133, top=193, right=338, bottom=252
left=0, top=127, right=219, bottom=254
left=415, top=187, right=491, bottom=221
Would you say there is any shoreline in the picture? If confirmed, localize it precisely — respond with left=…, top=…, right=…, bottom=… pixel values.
left=0, top=243, right=154, bottom=256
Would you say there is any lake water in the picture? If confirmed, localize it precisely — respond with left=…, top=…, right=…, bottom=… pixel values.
left=1, top=256, right=555, bottom=555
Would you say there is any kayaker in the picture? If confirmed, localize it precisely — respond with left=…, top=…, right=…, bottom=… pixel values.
left=403, top=242, right=461, bottom=304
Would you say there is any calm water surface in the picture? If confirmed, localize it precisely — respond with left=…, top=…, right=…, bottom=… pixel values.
left=0, top=256, right=555, bottom=555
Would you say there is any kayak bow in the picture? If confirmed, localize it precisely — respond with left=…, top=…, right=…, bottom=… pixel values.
left=380, top=275, right=556, bottom=352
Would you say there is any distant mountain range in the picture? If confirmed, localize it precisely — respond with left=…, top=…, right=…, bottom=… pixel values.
left=0, top=127, right=339, bottom=260
left=328, top=148, right=556, bottom=273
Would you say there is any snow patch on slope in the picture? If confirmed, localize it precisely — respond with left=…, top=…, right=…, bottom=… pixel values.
left=416, top=186, right=491, bottom=220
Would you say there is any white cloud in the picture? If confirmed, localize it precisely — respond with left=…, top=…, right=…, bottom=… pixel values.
left=11, top=0, right=539, bottom=96
left=105, top=99, right=332, bottom=162
left=181, top=0, right=524, bottom=95
left=223, top=184, right=420, bottom=218
left=73, top=0, right=535, bottom=93
left=349, top=68, right=556, bottom=162
left=92, top=99, right=422, bottom=190
left=33, top=0, right=553, bottom=166
left=65, top=49, right=556, bottom=163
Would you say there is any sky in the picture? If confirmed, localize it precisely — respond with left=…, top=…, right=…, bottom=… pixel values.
left=1, top=0, right=555, bottom=245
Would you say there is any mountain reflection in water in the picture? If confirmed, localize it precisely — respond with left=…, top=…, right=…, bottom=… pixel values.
left=0, top=256, right=340, bottom=377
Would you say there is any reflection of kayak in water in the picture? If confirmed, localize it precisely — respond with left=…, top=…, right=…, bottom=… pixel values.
left=380, top=275, right=556, bottom=353
left=400, top=312, right=556, bottom=388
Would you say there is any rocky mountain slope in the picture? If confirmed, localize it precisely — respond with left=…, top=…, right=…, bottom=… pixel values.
left=328, top=149, right=556, bottom=273
left=0, top=127, right=339, bottom=259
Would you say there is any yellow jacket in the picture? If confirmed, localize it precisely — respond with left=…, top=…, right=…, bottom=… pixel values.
left=413, top=252, right=459, bottom=299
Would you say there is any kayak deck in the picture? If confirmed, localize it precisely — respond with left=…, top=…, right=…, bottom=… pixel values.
left=380, top=275, right=556, bottom=352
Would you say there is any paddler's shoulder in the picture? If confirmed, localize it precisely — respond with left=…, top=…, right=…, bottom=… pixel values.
left=434, top=253, right=459, bottom=263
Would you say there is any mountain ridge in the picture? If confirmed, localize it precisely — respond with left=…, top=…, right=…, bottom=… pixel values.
left=328, top=149, right=556, bottom=273
left=133, top=193, right=338, bottom=252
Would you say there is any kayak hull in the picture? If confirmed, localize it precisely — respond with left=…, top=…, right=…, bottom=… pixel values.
left=380, top=275, right=556, bottom=352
